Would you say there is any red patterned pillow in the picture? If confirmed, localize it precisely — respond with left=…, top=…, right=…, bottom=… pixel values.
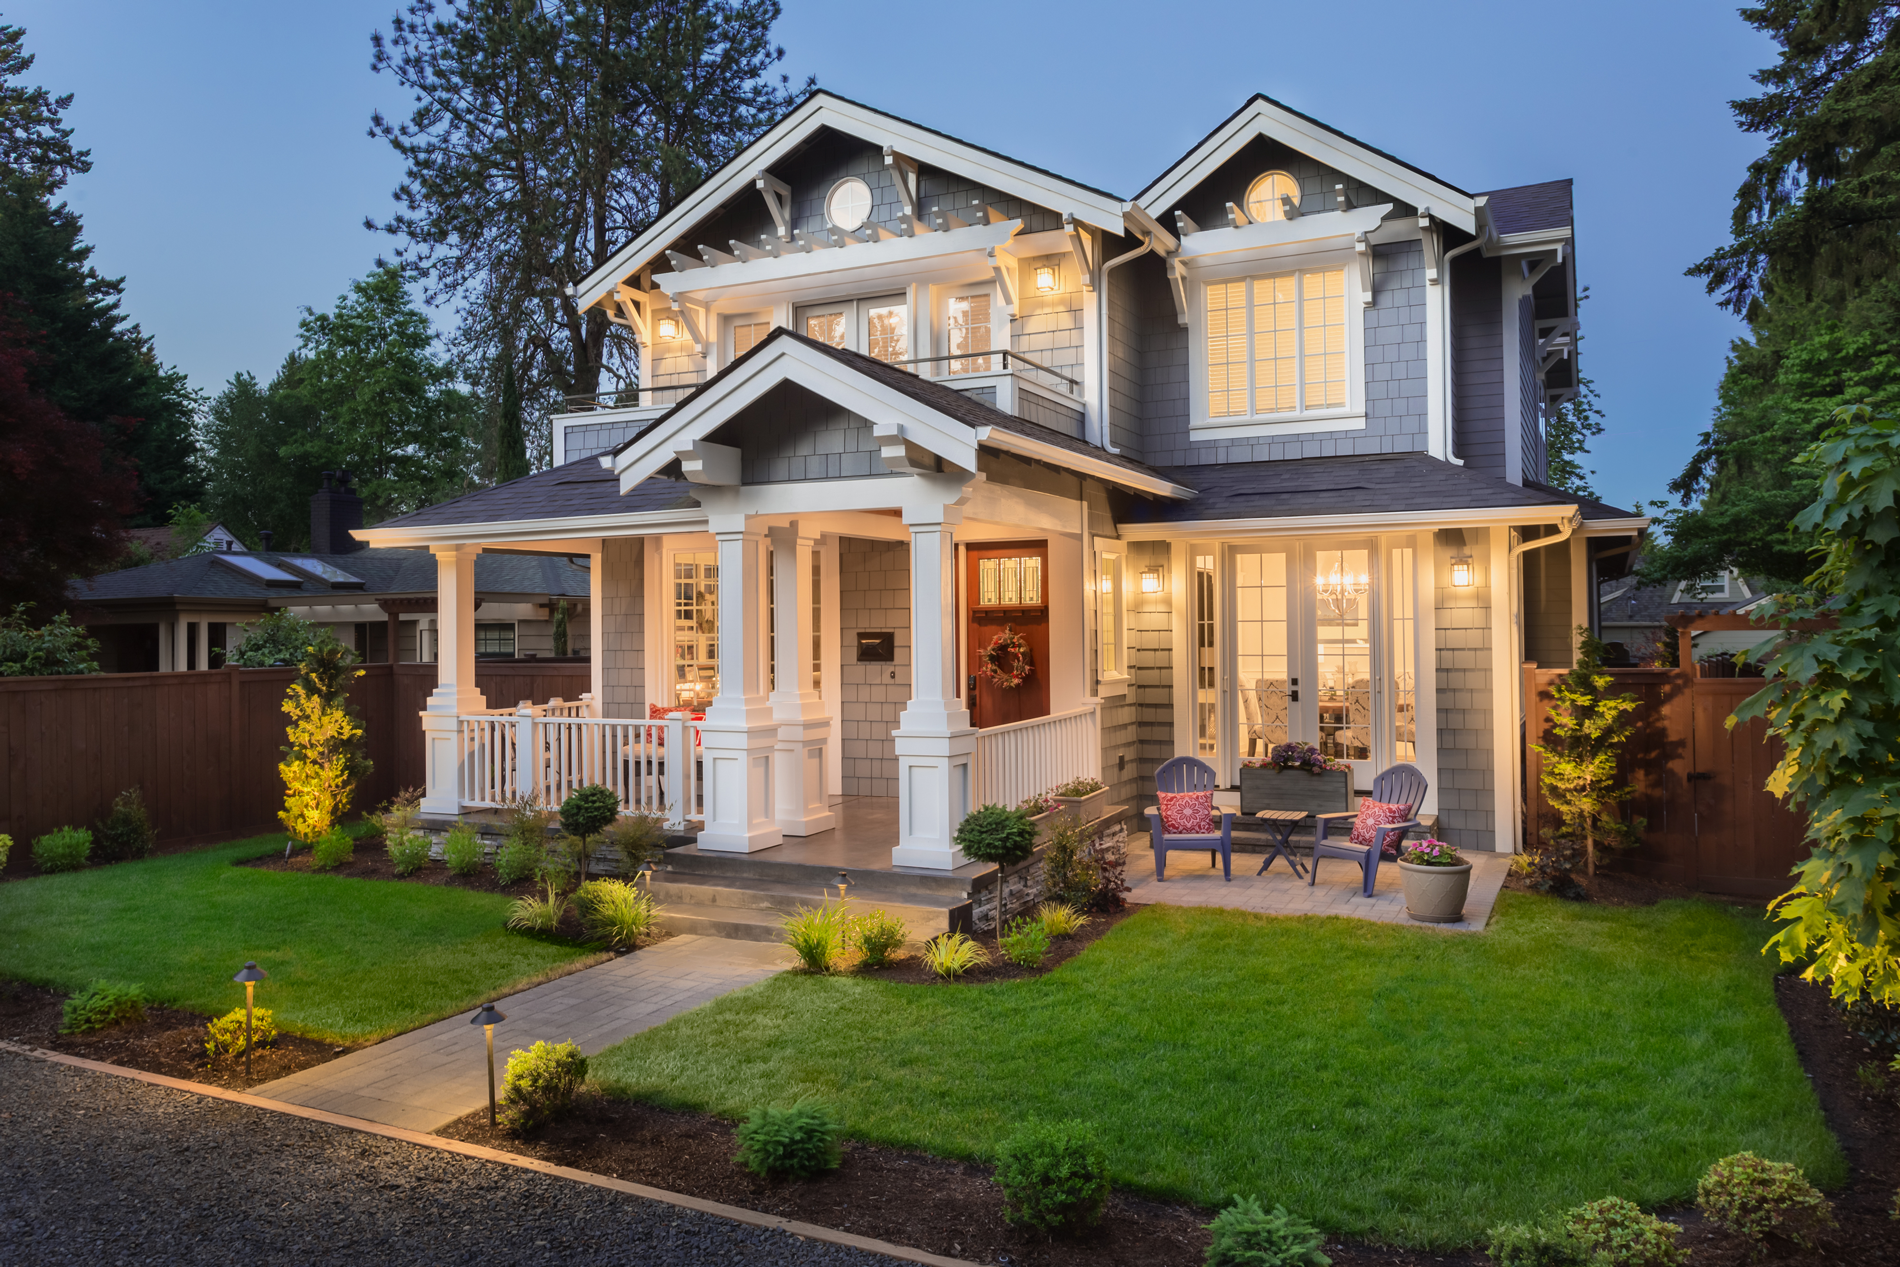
left=1349, top=798, right=1412, bottom=850
left=1157, top=790, right=1216, bottom=835
left=648, top=703, right=704, bottom=721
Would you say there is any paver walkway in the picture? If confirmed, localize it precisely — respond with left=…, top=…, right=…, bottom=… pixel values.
left=256, top=935, right=787, bottom=1131
left=1126, top=843, right=1509, bottom=932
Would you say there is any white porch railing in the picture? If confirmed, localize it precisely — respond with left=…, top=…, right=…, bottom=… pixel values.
left=457, top=710, right=703, bottom=830
left=972, top=704, right=1101, bottom=809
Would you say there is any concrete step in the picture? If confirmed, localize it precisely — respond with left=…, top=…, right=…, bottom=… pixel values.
left=652, top=887, right=969, bottom=944
left=661, top=847, right=985, bottom=901
left=648, top=873, right=965, bottom=916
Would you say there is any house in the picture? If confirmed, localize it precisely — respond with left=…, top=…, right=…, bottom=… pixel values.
left=70, top=473, right=590, bottom=672
left=359, top=91, right=1646, bottom=869
left=1596, top=566, right=1771, bottom=667
left=124, top=519, right=246, bottom=560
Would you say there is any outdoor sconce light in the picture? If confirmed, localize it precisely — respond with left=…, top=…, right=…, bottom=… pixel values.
left=1035, top=265, right=1057, bottom=293
left=655, top=315, right=679, bottom=340
left=1140, top=566, right=1165, bottom=595
left=472, top=1003, right=507, bottom=1129
left=1451, top=554, right=1474, bottom=588
left=232, top=961, right=268, bottom=1081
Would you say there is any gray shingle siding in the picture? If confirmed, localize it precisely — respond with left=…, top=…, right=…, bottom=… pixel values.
left=839, top=536, right=908, bottom=798
left=1125, top=540, right=1173, bottom=811
left=1104, top=248, right=1146, bottom=458
left=563, top=418, right=645, bottom=463
left=1434, top=528, right=1495, bottom=852
left=1451, top=252, right=1504, bottom=477
left=713, top=382, right=890, bottom=484
left=1518, top=294, right=1545, bottom=485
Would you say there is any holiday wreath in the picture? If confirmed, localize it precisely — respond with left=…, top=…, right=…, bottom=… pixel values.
left=978, top=626, right=1034, bottom=689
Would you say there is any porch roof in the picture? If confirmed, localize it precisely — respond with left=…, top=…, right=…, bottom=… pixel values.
left=363, top=463, right=701, bottom=532
left=68, top=548, right=592, bottom=608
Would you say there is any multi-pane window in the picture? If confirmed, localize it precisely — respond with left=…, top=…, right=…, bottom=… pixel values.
left=866, top=301, right=906, bottom=363
left=732, top=320, right=770, bottom=358
left=1314, top=548, right=1371, bottom=764
left=1195, top=554, right=1217, bottom=760
left=1205, top=268, right=1348, bottom=419
left=1244, top=171, right=1301, bottom=223
left=946, top=293, right=992, bottom=374
left=1235, top=552, right=1290, bottom=759
left=672, top=551, right=718, bottom=709
left=1388, top=547, right=1417, bottom=763
left=1097, top=552, right=1120, bottom=678
left=474, top=622, right=516, bottom=658
left=796, top=297, right=906, bottom=363
left=804, top=310, right=846, bottom=348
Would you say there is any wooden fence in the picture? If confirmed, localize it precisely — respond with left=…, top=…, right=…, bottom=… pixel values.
left=1522, top=662, right=1809, bottom=897
left=0, top=662, right=591, bottom=873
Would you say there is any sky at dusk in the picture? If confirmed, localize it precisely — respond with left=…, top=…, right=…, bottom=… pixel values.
left=10, top=0, right=1775, bottom=516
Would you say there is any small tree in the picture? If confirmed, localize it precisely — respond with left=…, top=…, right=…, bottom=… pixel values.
left=0, top=603, right=99, bottom=676
left=1532, top=627, right=1643, bottom=878
left=956, top=804, right=1039, bottom=937
left=557, top=783, right=620, bottom=886
left=230, top=610, right=332, bottom=668
left=277, top=640, right=372, bottom=846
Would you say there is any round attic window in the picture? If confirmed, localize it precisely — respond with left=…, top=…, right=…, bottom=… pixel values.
left=824, top=177, right=873, bottom=232
left=1244, top=171, right=1301, bottom=223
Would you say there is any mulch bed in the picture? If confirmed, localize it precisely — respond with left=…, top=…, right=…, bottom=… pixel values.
left=854, top=903, right=1142, bottom=986
left=1501, top=863, right=1755, bottom=909
left=238, top=833, right=545, bottom=898
left=0, top=979, right=348, bottom=1091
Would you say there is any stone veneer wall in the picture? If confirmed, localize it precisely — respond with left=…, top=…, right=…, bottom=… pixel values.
left=597, top=538, right=645, bottom=720
left=1433, top=527, right=1495, bottom=851
left=838, top=536, right=909, bottom=798
left=969, top=817, right=1129, bottom=932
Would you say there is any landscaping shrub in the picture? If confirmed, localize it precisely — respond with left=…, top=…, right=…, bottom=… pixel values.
left=494, top=797, right=550, bottom=886
left=993, top=1118, right=1110, bottom=1233
left=1039, top=813, right=1129, bottom=913
left=1696, top=1151, right=1835, bottom=1251
left=499, top=1039, right=587, bottom=1133
left=1036, top=900, right=1090, bottom=938
left=59, top=980, right=147, bottom=1033
left=383, top=790, right=431, bottom=876
left=277, top=639, right=371, bottom=845
left=557, top=784, right=621, bottom=884
left=1484, top=1222, right=1587, bottom=1267
left=94, top=787, right=155, bottom=862
left=605, top=812, right=666, bottom=873
left=0, top=604, right=100, bottom=676
left=387, top=831, right=431, bottom=876
left=1000, top=916, right=1050, bottom=967
left=441, top=823, right=484, bottom=876
left=310, top=828, right=354, bottom=871
left=205, top=1005, right=278, bottom=1059
left=850, top=909, right=909, bottom=968
left=733, top=1101, right=843, bottom=1178
left=956, top=803, right=1038, bottom=866
left=0, top=832, right=10, bottom=870
left=32, top=826, right=91, bottom=873
left=1561, top=1197, right=1683, bottom=1267
left=923, top=930, right=989, bottom=980
left=506, top=879, right=569, bottom=934
left=1205, top=1196, right=1332, bottom=1267
left=782, top=901, right=850, bottom=973
left=576, top=878, right=656, bottom=948
left=1834, top=994, right=1900, bottom=1048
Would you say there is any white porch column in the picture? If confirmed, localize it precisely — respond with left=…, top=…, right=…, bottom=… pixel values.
left=769, top=523, right=835, bottom=836
left=696, top=516, right=782, bottom=852
left=587, top=543, right=605, bottom=713
left=420, top=544, right=486, bottom=816
left=891, top=507, right=976, bottom=870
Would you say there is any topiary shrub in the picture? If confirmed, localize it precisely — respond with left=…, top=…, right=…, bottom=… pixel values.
left=94, top=787, right=155, bottom=862
left=993, top=1118, right=1110, bottom=1234
left=956, top=803, right=1038, bottom=867
left=1561, top=1197, right=1684, bottom=1267
left=441, top=823, right=484, bottom=876
left=850, top=909, right=909, bottom=968
left=60, top=980, right=148, bottom=1033
left=557, top=784, right=621, bottom=884
left=310, top=828, right=354, bottom=871
left=1205, top=1196, right=1332, bottom=1267
left=1696, top=1151, right=1835, bottom=1252
left=733, top=1101, right=843, bottom=1178
left=1485, top=1222, right=1587, bottom=1267
left=499, top=1039, right=587, bottom=1133
left=32, top=826, right=91, bottom=873
left=205, top=1005, right=278, bottom=1060
left=1000, top=916, right=1050, bottom=967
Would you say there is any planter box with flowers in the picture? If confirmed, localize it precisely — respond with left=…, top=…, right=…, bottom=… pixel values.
left=1238, top=743, right=1354, bottom=817
left=1049, top=777, right=1110, bottom=824
left=1396, top=838, right=1471, bottom=923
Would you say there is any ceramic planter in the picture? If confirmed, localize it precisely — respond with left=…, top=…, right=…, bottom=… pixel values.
left=1398, top=861, right=1472, bottom=923
left=1050, top=787, right=1111, bottom=823
left=1238, top=766, right=1352, bottom=816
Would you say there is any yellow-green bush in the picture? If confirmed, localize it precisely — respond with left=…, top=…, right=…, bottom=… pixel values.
left=205, top=1005, right=278, bottom=1060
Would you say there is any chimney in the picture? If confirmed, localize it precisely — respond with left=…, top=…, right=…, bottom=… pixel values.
left=258, top=529, right=274, bottom=553
left=310, top=470, right=366, bottom=554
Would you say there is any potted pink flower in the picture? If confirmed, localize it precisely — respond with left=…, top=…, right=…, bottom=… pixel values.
left=1396, top=838, right=1472, bottom=923
left=1049, top=777, right=1110, bottom=824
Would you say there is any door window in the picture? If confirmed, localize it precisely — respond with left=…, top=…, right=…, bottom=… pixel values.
left=671, top=551, right=718, bottom=710
left=1313, top=548, right=1371, bottom=765
left=946, top=293, right=992, bottom=373
left=796, top=296, right=907, bottom=362
left=1234, top=551, right=1291, bottom=760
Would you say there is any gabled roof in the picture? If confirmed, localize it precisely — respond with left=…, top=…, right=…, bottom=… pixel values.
left=368, top=460, right=700, bottom=532
left=69, top=549, right=590, bottom=607
left=1480, top=179, right=1573, bottom=236
left=1133, top=94, right=1480, bottom=235
left=576, top=91, right=1126, bottom=312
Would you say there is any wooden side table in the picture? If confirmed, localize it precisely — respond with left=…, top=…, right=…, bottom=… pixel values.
left=1252, top=809, right=1308, bottom=877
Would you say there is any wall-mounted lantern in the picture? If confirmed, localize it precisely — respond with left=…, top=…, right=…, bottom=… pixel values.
left=1140, top=566, right=1165, bottom=595
left=655, top=315, right=679, bottom=340
left=1451, top=554, right=1474, bottom=588
left=1035, top=265, right=1057, bottom=293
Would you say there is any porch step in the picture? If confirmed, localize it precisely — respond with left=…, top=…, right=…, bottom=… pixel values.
left=650, top=871, right=971, bottom=945
left=660, top=846, right=986, bottom=903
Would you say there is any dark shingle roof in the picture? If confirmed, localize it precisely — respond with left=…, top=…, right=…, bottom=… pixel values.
left=1479, top=179, right=1573, bottom=235
left=70, top=549, right=590, bottom=606
left=1597, top=576, right=1768, bottom=627
left=1118, top=452, right=1633, bottom=524
left=372, top=461, right=700, bottom=531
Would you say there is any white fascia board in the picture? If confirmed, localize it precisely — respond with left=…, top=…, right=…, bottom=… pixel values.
left=1174, top=203, right=1394, bottom=263
left=609, top=341, right=981, bottom=490
left=973, top=426, right=1194, bottom=500
left=1114, top=502, right=1579, bottom=541
left=577, top=96, right=1125, bottom=311
left=1136, top=100, right=1476, bottom=236
left=1487, top=226, right=1573, bottom=257
left=352, top=509, right=705, bottom=550
left=1580, top=516, right=1650, bottom=533
left=655, top=219, right=1021, bottom=302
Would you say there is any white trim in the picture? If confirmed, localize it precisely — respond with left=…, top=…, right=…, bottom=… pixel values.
left=971, top=426, right=1194, bottom=500
left=1173, top=203, right=1393, bottom=261
left=1116, top=503, right=1580, bottom=542
left=658, top=219, right=1022, bottom=305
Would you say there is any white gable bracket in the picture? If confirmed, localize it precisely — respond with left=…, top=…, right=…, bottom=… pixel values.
left=988, top=247, right=1017, bottom=317
left=1062, top=212, right=1096, bottom=291
left=1419, top=209, right=1444, bottom=284
left=676, top=297, right=711, bottom=356
left=675, top=440, right=741, bottom=486
left=873, top=422, right=947, bottom=475
left=1225, top=201, right=1251, bottom=229
left=1169, top=255, right=1190, bottom=328
left=882, top=146, right=919, bottom=218
left=756, top=170, right=792, bottom=240
left=1353, top=233, right=1374, bottom=307
left=1522, top=244, right=1565, bottom=289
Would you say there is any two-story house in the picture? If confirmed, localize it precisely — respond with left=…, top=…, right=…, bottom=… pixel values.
left=360, top=91, right=1644, bottom=872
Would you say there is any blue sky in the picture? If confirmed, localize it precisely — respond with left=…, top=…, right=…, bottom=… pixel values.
left=12, top=1, right=1772, bottom=514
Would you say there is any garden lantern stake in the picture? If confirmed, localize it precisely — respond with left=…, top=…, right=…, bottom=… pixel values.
left=472, top=1003, right=507, bottom=1128
left=835, top=870, right=850, bottom=903
left=231, top=961, right=268, bottom=1081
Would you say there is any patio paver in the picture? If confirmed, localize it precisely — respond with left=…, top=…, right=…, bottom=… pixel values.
left=1126, top=845, right=1509, bottom=931
left=254, top=935, right=787, bottom=1132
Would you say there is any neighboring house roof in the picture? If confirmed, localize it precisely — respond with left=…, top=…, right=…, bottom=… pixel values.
left=125, top=521, right=242, bottom=556
left=1597, top=573, right=1768, bottom=628
left=70, top=549, right=590, bottom=609
left=1479, top=179, right=1573, bottom=236
left=1119, top=453, right=1635, bottom=525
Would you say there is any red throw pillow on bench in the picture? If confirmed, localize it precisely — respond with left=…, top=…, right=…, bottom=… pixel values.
left=648, top=703, right=705, bottom=721
left=1157, top=790, right=1217, bottom=835
left=1349, top=798, right=1412, bottom=851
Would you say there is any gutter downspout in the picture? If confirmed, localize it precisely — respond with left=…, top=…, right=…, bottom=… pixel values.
left=1094, top=232, right=1157, bottom=455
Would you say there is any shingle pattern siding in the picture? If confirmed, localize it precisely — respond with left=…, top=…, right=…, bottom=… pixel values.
left=838, top=536, right=909, bottom=798
left=1434, top=527, right=1494, bottom=852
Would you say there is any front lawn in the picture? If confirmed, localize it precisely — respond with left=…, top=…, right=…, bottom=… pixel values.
left=590, top=893, right=1840, bottom=1247
left=0, top=831, right=600, bottom=1043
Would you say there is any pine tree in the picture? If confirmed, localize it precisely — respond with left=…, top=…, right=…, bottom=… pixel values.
left=497, top=358, right=529, bottom=483
left=1532, top=628, right=1643, bottom=879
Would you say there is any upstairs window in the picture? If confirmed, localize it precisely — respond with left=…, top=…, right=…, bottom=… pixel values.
left=796, top=296, right=908, bottom=363
left=946, top=292, right=992, bottom=374
left=732, top=319, right=770, bottom=359
left=1244, top=171, right=1301, bottom=223
left=1205, top=268, right=1348, bottom=421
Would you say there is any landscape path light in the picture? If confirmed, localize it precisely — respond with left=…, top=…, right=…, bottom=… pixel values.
left=231, top=961, right=268, bottom=1082
left=472, top=1003, right=507, bottom=1129
left=835, top=870, right=850, bottom=903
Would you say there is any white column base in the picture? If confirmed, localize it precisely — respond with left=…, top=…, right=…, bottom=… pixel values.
left=696, top=720, right=783, bottom=852
left=419, top=711, right=468, bottom=817
left=774, top=715, right=835, bottom=836
left=890, top=727, right=977, bottom=870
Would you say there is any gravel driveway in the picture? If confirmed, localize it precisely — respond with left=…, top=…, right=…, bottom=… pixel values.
left=0, top=1049, right=904, bottom=1266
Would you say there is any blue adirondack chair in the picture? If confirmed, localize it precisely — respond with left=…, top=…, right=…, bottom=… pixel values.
left=1144, top=756, right=1235, bottom=881
left=1309, top=762, right=1429, bottom=897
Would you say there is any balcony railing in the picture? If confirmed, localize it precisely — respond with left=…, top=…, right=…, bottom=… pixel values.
left=972, top=704, right=1101, bottom=809
left=458, top=710, right=703, bottom=829
left=885, top=349, right=1081, bottom=396
left=562, top=385, right=696, bottom=413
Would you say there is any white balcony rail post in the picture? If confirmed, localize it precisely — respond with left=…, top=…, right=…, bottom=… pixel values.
left=664, top=712, right=687, bottom=831
left=514, top=707, right=537, bottom=806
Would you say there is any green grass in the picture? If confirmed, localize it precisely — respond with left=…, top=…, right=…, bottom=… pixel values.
left=0, top=829, right=601, bottom=1043
left=591, top=893, right=1841, bottom=1247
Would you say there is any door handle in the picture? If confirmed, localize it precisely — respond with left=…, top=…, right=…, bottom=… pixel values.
left=1290, top=690, right=1299, bottom=702
left=967, top=674, right=977, bottom=694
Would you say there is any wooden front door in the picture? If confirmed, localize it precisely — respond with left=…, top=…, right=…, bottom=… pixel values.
left=965, top=541, right=1050, bottom=729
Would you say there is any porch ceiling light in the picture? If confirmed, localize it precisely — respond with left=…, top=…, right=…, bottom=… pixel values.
left=656, top=315, right=679, bottom=340
left=1035, top=265, right=1057, bottom=293
left=1451, top=554, right=1474, bottom=588
left=1315, top=562, right=1369, bottom=608
left=1140, top=566, right=1165, bottom=595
